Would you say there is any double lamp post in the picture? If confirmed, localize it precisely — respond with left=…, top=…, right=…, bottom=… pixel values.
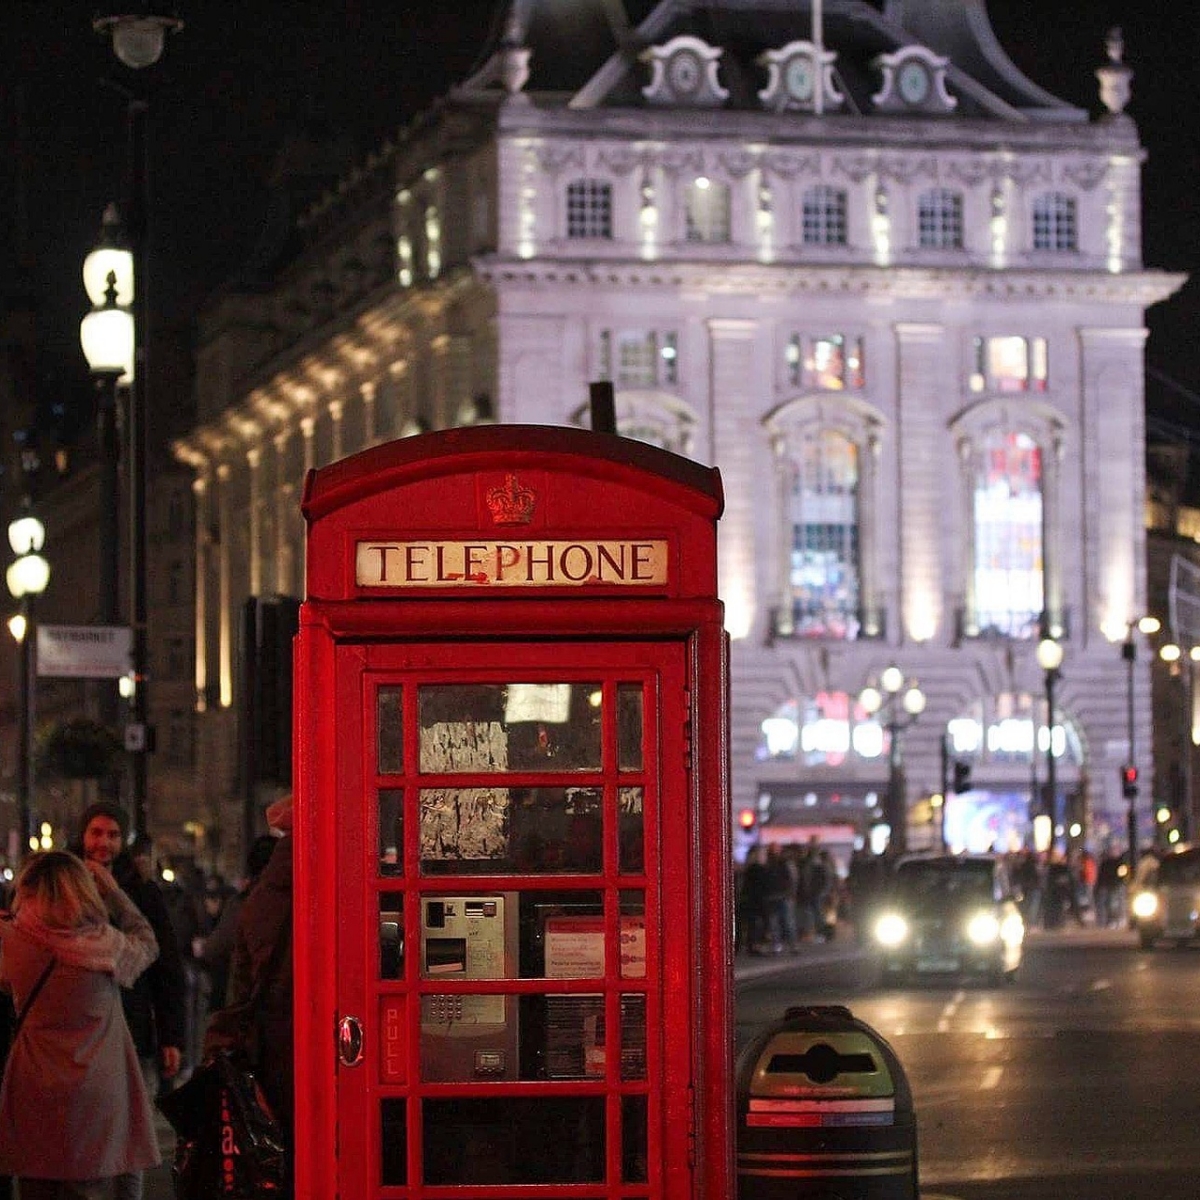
left=860, top=666, right=925, bottom=854
left=75, top=7, right=181, bottom=838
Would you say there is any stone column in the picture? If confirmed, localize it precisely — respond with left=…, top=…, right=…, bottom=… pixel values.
left=894, top=323, right=945, bottom=644
left=707, top=318, right=760, bottom=639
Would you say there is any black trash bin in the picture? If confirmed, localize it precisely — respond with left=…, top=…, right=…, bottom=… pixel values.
left=735, top=1004, right=917, bottom=1200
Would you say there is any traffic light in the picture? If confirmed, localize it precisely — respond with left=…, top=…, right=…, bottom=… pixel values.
left=738, top=808, right=757, bottom=831
left=952, top=760, right=972, bottom=793
left=1121, top=764, right=1139, bottom=799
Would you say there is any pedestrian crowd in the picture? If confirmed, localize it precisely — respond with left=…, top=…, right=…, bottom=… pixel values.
left=0, top=797, right=294, bottom=1199
left=735, top=839, right=1137, bottom=956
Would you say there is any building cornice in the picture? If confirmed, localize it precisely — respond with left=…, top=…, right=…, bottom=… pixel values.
left=476, top=257, right=1186, bottom=306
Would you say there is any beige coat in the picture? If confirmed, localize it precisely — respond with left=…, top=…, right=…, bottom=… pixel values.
left=0, top=887, right=161, bottom=1180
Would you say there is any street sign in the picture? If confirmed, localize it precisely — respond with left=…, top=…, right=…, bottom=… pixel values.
left=37, top=624, right=132, bottom=679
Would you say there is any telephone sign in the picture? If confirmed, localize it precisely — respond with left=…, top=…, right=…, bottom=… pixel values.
left=295, top=425, right=730, bottom=1198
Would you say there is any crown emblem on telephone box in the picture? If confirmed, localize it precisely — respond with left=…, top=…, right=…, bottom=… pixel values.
left=486, top=473, right=537, bottom=525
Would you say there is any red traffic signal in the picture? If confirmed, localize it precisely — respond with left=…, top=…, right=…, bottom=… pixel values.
left=738, top=808, right=757, bottom=830
left=1121, top=764, right=1138, bottom=799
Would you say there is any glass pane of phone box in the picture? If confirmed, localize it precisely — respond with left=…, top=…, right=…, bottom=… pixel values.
left=416, top=895, right=646, bottom=1083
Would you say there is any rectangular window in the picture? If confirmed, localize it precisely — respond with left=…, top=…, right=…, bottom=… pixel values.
left=969, top=336, right=1048, bottom=394
left=685, top=179, right=731, bottom=244
left=566, top=179, right=613, bottom=240
left=918, top=189, right=964, bottom=249
left=802, top=186, right=848, bottom=246
left=786, top=334, right=865, bottom=391
left=972, top=432, right=1044, bottom=639
left=1032, top=193, right=1077, bottom=252
left=597, top=329, right=680, bottom=389
left=784, top=431, right=862, bottom=640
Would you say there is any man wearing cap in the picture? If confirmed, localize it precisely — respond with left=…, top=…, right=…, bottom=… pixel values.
left=77, top=801, right=186, bottom=1200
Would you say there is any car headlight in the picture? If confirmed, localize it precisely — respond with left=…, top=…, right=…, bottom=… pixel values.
left=1000, top=913, right=1025, bottom=947
left=966, top=911, right=1001, bottom=947
left=874, top=912, right=910, bottom=948
left=1131, top=890, right=1159, bottom=920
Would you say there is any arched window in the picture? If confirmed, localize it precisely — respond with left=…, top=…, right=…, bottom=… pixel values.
left=917, top=188, right=963, bottom=249
left=685, top=177, right=731, bottom=243
left=971, top=430, right=1044, bottom=638
left=801, top=185, right=848, bottom=246
left=571, top=391, right=696, bottom=457
left=1032, top=192, right=1077, bottom=252
left=566, top=179, right=613, bottom=239
left=781, top=428, right=861, bottom=639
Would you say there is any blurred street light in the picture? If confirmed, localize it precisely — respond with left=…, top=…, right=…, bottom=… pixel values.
left=1036, top=636, right=1064, bottom=847
left=7, top=511, right=49, bottom=856
left=1122, top=616, right=1161, bottom=867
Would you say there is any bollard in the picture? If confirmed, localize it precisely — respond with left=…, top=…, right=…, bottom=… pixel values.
left=735, top=1004, right=918, bottom=1199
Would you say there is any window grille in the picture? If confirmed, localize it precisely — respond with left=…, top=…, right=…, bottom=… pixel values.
left=802, top=186, right=848, bottom=246
left=567, top=179, right=614, bottom=240
left=1032, top=192, right=1077, bottom=252
left=918, top=189, right=964, bottom=249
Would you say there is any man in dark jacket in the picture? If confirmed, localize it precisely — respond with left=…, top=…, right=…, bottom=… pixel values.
left=78, top=800, right=186, bottom=1200
left=206, top=795, right=294, bottom=1171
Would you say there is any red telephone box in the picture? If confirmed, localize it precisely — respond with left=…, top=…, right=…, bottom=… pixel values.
left=295, top=425, right=730, bottom=1198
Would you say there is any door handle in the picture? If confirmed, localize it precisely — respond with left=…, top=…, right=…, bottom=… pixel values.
left=338, top=1015, right=364, bottom=1067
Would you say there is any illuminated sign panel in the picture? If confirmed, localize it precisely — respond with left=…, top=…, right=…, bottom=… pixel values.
left=356, top=539, right=669, bottom=589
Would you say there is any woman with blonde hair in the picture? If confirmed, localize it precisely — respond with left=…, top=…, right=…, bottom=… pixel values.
left=0, top=850, right=160, bottom=1199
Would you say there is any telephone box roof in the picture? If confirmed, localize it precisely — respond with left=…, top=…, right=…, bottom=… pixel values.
left=301, top=424, right=724, bottom=524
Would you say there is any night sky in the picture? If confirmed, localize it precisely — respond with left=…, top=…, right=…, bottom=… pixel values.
left=3, top=2, right=1199, bottom=448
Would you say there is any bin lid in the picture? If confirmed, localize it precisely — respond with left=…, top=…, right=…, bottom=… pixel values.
left=747, top=1029, right=895, bottom=1100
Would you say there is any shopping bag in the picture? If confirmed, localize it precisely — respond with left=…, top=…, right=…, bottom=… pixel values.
left=158, top=1048, right=288, bottom=1198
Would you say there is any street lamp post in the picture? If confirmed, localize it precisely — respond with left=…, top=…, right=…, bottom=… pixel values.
left=1157, top=638, right=1198, bottom=845
left=1122, top=616, right=1161, bottom=869
left=7, top=513, right=50, bottom=858
left=860, top=665, right=926, bottom=854
left=1036, top=636, right=1064, bottom=848
left=91, top=7, right=181, bottom=836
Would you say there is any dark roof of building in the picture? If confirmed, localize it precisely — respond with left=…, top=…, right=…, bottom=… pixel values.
left=473, top=0, right=1085, bottom=121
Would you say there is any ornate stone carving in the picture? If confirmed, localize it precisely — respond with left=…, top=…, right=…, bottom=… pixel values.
left=596, top=146, right=643, bottom=175
left=871, top=47, right=957, bottom=115
left=760, top=150, right=821, bottom=179
left=718, top=149, right=758, bottom=178
left=1096, top=27, right=1133, bottom=117
left=1061, top=158, right=1111, bottom=191
left=536, top=146, right=584, bottom=175
left=641, top=36, right=728, bottom=108
left=757, top=40, right=843, bottom=113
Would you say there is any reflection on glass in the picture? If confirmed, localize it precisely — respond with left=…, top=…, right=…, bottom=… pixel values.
left=379, top=894, right=403, bottom=980
left=381, top=1099, right=406, bottom=1186
left=621, top=995, right=648, bottom=1081
left=543, top=994, right=605, bottom=1079
left=419, top=683, right=602, bottom=773
left=619, top=787, right=644, bottom=874
left=420, top=787, right=603, bottom=875
left=377, top=686, right=403, bottom=774
left=523, top=891, right=602, bottom=980
left=423, top=1097, right=604, bottom=1184
left=420, top=788, right=510, bottom=869
left=617, top=683, right=644, bottom=770
left=620, top=890, right=646, bottom=979
left=378, top=788, right=403, bottom=876
left=623, top=1094, right=648, bottom=1181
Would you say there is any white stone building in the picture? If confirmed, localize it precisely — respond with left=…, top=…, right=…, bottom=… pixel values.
left=174, top=0, right=1183, bottom=864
